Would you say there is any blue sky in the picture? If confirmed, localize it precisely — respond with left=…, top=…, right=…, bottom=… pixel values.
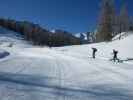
left=0, top=0, right=133, bottom=33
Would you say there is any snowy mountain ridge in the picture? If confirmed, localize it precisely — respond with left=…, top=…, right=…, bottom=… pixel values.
left=75, top=32, right=88, bottom=40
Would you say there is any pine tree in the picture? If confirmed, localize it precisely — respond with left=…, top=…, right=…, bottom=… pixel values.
left=96, top=0, right=116, bottom=42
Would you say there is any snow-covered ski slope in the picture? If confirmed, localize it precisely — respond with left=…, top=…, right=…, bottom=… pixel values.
left=0, top=27, right=31, bottom=48
left=0, top=31, right=133, bottom=100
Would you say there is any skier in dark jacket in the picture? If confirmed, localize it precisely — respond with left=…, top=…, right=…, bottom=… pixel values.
left=113, top=49, right=119, bottom=62
left=92, top=48, right=97, bottom=59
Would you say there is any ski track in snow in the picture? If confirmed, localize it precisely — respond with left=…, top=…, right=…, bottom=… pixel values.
left=0, top=33, right=133, bottom=100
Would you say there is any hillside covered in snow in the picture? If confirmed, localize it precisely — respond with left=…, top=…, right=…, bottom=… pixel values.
left=0, top=18, right=81, bottom=46
left=0, top=30, right=133, bottom=100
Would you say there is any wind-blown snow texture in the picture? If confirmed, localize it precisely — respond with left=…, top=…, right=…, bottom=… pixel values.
left=0, top=31, right=133, bottom=100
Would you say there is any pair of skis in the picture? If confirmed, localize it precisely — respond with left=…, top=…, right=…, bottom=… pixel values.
left=109, top=58, right=133, bottom=63
left=89, top=56, right=133, bottom=63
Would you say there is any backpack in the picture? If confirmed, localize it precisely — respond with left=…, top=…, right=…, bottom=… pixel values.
left=93, top=48, right=97, bottom=52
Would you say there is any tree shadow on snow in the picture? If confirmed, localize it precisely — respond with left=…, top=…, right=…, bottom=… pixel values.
left=0, top=72, right=132, bottom=100
left=0, top=51, right=10, bottom=59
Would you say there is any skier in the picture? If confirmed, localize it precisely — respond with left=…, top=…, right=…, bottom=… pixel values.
left=113, top=49, right=119, bottom=62
left=92, top=48, right=97, bottom=59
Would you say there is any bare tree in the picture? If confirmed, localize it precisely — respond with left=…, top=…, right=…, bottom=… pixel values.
left=119, top=1, right=129, bottom=39
left=96, top=0, right=116, bottom=42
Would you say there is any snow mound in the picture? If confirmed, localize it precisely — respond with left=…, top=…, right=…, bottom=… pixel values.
left=112, top=32, right=133, bottom=41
